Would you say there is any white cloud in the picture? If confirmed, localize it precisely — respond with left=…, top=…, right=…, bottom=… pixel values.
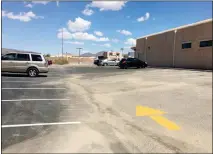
left=57, top=28, right=73, bottom=39
left=137, top=12, right=150, bottom=22
left=65, top=41, right=84, bottom=45
left=67, top=17, right=91, bottom=32
left=71, top=32, right=97, bottom=41
left=82, top=8, right=94, bottom=16
left=56, top=1, right=59, bottom=7
left=102, top=43, right=111, bottom=48
left=2, top=10, right=43, bottom=22
left=111, top=38, right=119, bottom=43
left=89, top=1, right=127, bottom=11
left=94, top=31, right=103, bottom=36
left=71, top=32, right=109, bottom=42
left=117, top=29, right=132, bottom=36
left=57, top=28, right=109, bottom=42
left=2, top=10, right=6, bottom=16
left=25, top=4, right=33, bottom=8
left=97, top=37, right=109, bottom=42
left=32, top=1, right=49, bottom=5
left=125, top=38, right=136, bottom=46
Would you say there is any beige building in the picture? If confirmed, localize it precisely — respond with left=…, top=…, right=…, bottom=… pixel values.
left=135, top=19, right=212, bottom=70
left=103, top=51, right=122, bottom=60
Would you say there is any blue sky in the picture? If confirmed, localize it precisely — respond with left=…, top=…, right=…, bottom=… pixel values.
left=2, top=1, right=212, bottom=56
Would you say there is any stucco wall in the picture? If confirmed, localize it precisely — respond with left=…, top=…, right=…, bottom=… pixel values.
left=135, top=20, right=212, bottom=70
left=175, top=21, right=212, bottom=69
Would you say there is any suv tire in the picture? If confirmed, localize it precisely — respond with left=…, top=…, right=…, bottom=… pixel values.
left=27, top=67, right=39, bottom=77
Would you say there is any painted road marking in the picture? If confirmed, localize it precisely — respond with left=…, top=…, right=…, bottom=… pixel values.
left=2, top=99, right=70, bottom=102
left=2, top=88, right=66, bottom=90
left=2, top=121, right=81, bottom=128
left=136, top=106, right=166, bottom=116
left=150, top=115, right=180, bottom=130
left=136, top=105, right=180, bottom=131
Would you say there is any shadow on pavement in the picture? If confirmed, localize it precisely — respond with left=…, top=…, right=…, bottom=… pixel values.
left=148, top=66, right=212, bottom=72
left=1, top=73, right=48, bottom=77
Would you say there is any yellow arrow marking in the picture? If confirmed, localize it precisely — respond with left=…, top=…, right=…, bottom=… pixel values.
left=150, top=115, right=180, bottom=130
left=136, top=105, right=166, bottom=116
left=136, top=105, right=180, bottom=131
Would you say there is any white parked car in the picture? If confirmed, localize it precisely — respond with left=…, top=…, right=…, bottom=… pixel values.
left=100, top=59, right=120, bottom=66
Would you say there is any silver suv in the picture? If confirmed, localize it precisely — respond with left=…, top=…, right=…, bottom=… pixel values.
left=1, top=52, right=48, bottom=77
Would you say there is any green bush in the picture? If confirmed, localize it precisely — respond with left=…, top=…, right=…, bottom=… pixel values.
left=44, top=53, right=51, bottom=57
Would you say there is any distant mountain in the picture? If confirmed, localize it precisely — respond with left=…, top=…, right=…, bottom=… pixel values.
left=95, top=51, right=105, bottom=57
left=80, top=52, right=96, bottom=57
left=2, top=48, right=40, bottom=55
left=80, top=51, right=106, bottom=57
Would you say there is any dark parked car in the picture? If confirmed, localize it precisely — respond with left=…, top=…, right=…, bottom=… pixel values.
left=94, top=59, right=100, bottom=65
left=119, top=58, right=147, bottom=69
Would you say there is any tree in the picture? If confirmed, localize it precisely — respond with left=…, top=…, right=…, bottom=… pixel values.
left=123, top=54, right=128, bottom=58
left=44, top=53, right=51, bottom=57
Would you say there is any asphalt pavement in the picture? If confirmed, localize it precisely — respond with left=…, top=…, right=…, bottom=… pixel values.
left=2, top=65, right=212, bottom=153
left=1, top=66, right=91, bottom=150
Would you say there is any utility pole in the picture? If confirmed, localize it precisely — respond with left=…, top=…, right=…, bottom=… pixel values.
left=61, top=28, right=64, bottom=57
left=76, top=48, right=82, bottom=64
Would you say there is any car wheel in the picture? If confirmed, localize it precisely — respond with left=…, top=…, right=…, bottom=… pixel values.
left=27, top=67, right=39, bottom=77
left=103, top=63, right=108, bottom=66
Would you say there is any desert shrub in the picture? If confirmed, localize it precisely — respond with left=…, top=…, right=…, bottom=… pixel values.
left=53, top=58, right=69, bottom=65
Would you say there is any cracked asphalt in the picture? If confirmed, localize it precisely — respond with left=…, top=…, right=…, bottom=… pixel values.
left=2, top=65, right=212, bottom=153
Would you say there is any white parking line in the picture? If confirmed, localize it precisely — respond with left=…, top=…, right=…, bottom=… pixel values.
left=2, top=88, right=66, bottom=90
left=2, top=121, right=81, bottom=128
left=2, top=99, right=70, bottom=102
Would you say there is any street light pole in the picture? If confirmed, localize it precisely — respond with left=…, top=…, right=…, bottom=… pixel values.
left=76, top=48, right=82, bottom=64
left=61, top=28, right=64, bottom=57
left=120, top=48, right=124, bottom=57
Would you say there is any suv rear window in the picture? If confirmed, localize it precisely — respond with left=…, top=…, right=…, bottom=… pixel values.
left=31, top=54, right=43, bottom=61
left=16, top=54, right=30, bottom=61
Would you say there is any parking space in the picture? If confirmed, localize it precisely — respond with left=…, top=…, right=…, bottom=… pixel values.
left=2, top=65, right=212, bottom=153
left=1, top=66, right=92, bottom=150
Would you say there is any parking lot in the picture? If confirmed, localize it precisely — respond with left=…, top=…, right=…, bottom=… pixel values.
left=2, top=65, right=212, bottom=153
left=1, top=65, right=92, bottom=150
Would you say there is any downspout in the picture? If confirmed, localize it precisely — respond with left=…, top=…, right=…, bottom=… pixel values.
left=173, top=30, right=177, bottom=67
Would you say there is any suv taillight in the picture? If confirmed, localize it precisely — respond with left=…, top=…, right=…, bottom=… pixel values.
left=122, top=61, right=126, bottom=64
